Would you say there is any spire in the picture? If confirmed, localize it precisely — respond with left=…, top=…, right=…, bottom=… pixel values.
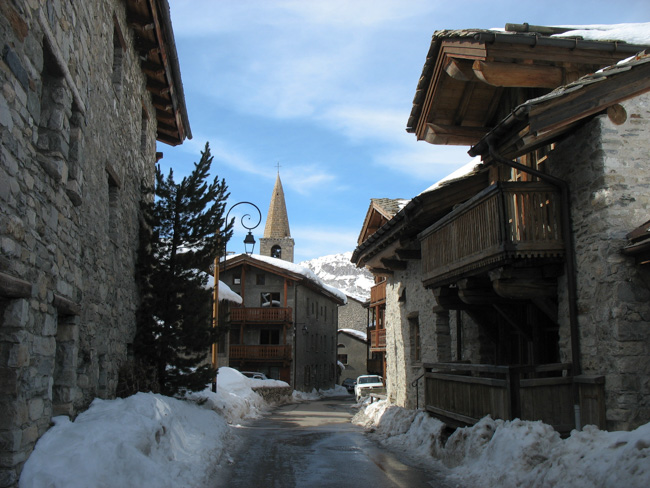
left=263, top=173, right=291, bottom=239
left=260, top=172, right=295, bottom=262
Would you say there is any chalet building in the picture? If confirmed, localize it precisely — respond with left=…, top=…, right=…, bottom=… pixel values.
left=0, top=0, right=190, bottom=484
left=353, top=24, right=650, bottom=433
left=220, top=254, right=345, bottom=390
left=219, top=173, right=346, bottom=390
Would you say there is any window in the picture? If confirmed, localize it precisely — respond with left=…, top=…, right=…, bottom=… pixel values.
left=271, top=245, right=282, bottom=258
left=232, top=274, right=241, bottom=285
left=111, top=16, right=125, bottom=96
left=260, top=329, right=280, bottom=345
left=261, top=292, right=280, bottom=307
left=106, top=164, right=121, bottom=242
left=256, top=274, right=265, bottom=285
left=409, top=315, right=421, bottom=363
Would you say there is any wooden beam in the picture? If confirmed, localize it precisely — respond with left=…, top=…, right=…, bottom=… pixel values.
left=368, top=267, right=393, bottom=277
left=0, top=271, right=31, bottom=298
left=395, top=249, right=421, bottom=260
left=380, top=258, right=407, bottom=271
left=151, top=94, right=173, bottom=111
left=141, top=59, right=165, bottom=77
left=472, top=60, right=563, bottom=88
left=53, top=293, right=81, bottom=316
left=146, top=78, right=170, bottom=96
left=444, top=58, right=476, bottom=82
left=425, top=123, right=488, bottom=146
left=492, top=278, right=557, bottom=300
left=127, top=11, right=155, bottom=30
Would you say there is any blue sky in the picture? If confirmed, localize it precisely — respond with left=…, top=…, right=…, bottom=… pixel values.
left=159, top=0, right=649, bottom=263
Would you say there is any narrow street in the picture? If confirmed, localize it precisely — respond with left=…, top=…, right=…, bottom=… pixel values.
left=211, top=395, right=456, bottom=488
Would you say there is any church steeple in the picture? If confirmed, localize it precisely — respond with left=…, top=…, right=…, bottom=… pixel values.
left=260, top=171, right=295, bottom=262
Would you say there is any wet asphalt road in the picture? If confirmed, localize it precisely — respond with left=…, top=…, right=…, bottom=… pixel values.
left=210, top=395, right=456, bottom=488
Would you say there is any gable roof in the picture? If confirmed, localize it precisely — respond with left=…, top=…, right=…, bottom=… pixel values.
left=352, top=161, right=487, bottom=272
left=407, top=23, right=650, bottom=148
left=223, top=254, right=347, bottom=304
left=357, top=198, right=408, bottom=246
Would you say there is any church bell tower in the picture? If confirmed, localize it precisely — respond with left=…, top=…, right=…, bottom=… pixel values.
left=260, top=171, right=295, bottom=263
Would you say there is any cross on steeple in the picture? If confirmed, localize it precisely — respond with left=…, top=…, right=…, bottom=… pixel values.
left=275, top=162, right=281, bottom=174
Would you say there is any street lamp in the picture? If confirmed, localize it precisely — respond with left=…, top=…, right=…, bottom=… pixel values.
left=212, top=201, right=262, bottom=392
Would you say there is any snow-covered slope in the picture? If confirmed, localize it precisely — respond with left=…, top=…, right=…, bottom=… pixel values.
left=299, top=252, right=373, bottom=302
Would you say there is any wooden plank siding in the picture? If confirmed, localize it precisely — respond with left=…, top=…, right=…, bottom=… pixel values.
left=423, top=363, right=605, bottom=434
left=370, top=280, right=386, bottom=305
left=419, top=182, right=564, bottom=288
left=370, top=329, right=386, bottom=350
left=229, top=345, right=292, bottom=360
left=230, top=307, right=293, bottom=323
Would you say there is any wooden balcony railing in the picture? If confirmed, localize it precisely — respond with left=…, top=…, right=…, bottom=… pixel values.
left=229, top=344, right=292, bottom=360
left=419, top=182, right=564, bottom=288
left=230, top=307, right=293, bottom=323
left=370, top=281, right=386, bottom=305
left=370, top=328, right=386, bottom=350
left=423, top=363, right=605, bottom=433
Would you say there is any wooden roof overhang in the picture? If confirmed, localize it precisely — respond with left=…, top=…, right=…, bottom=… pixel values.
left=623, top=219, right=650, bottom=265
left=468, top=51, right=650, bottom=161
left=351, top=168, right=489, bottom=274
left=356, top=199, right=406, bottom=246
left=125, top=0, right=191, bottom=146
left=407, top=26, right=649, bottom=148
left=223, top=255, right=346, bottom=305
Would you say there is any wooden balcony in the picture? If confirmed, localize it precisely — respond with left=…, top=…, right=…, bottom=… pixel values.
left=230, top=307, right=293, bottom=323
left=370, top=281, right=386, bottom=305
left=419, top=182, right=564, bottom=288
left=229, top=344, right=292, bottom=361
left=370, top=329, right=386, bottom=350
left=424, top=363, right=605, bottom=434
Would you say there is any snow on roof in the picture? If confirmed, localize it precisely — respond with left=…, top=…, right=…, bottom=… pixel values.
left=338, top=328, right=368, bottom=342
left=550, top=23, right=650, bottom=45
left=419, top=156, right=483, bottom=195
left=226, top=254, right=348, bottom=304
left=205, top=275, right=243, bottom=304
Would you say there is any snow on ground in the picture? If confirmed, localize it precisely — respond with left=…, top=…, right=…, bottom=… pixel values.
left=354, top=400, right=650, bottom=488
left=20, top=371, right=650, bottom=488
left=19, top=368, right=341, bottom=488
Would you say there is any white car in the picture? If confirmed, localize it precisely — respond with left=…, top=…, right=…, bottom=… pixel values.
left=354, top=375, right=384, bottom=401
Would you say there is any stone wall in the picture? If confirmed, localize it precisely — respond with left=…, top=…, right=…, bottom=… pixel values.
left=1, top=1, right=159, bottom=484
left=547, top=93, right=650, bottom=430
left=337, top=331, right=367, bottom=384
left=338, top=296, right=366, bottom=332
left=384, top=259, right=451, bottom=409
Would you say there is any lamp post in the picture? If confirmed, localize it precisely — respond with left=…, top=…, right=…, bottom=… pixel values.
left=212, top=202, right=262, bottom=392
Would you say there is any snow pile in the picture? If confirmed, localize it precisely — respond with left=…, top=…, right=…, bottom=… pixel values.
left=19, top=367, right=284, bottom=488
left=293, top=384, right=348, bottom=402
left=551, top=23, right=650, bottom=45
left=354, top=400, right=650, bottom=488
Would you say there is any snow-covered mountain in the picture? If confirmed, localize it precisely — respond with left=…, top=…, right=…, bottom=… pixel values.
left=298, top=252, right=373, bottom=302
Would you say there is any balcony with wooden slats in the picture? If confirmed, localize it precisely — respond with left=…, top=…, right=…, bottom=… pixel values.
left=419, top=182, right=564, bottom=289
left=229, top=345, right=292, bottom=361
left=370, top=281, right=386, bottom=305
left=230, top=307, right=293, bottom=323
left=370, top=328, right=386, bottom=351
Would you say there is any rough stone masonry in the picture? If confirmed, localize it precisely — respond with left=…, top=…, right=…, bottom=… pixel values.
left=1, top=1, right=165, bottom=485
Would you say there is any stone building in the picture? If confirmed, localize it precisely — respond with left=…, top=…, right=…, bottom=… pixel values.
left=221, top=254, right=345, bottom=390
left=337, top=328, right=368, bottom=385
left=259, top=172, right=294, bottom=263
left=0, top=1, right=190, bottom=484
left=353, top=24, right=650, bottom=432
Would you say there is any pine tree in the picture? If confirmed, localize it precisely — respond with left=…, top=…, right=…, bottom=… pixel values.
left=134, top=142, right=232, bottom=396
